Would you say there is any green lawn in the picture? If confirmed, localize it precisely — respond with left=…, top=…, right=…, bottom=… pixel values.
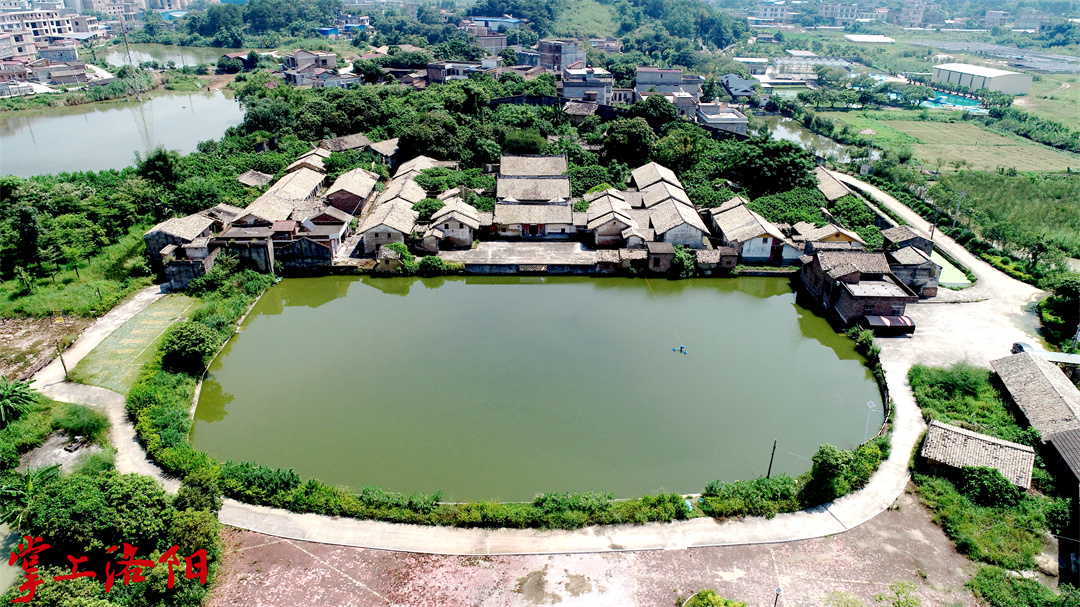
left=552, top=0, right=617, bottom=37
left=1019, top=74, right=1080, bottom=131
left=70, top=294, right=197, bottom=395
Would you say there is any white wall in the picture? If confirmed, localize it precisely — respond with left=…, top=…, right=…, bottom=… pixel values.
left=661, top=224, right=705, bottom=249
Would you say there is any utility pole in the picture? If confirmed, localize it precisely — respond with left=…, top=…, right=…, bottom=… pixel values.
left=55, top=341, right=69, bottom=381
left=766, top=439, right=777, bottom=479
left=951, top=191, right=965, bottom=228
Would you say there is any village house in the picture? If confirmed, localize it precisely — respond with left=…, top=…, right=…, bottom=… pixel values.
left=710, top=202, right=800, bottom=264
left=888, top=246, right=941, bottom=297
left=631, top=162, right=682, bottom=191
left=789, top=221, right=865, bottom=254
left=325, top=168, right=380, bottom=215
left=285, top=147, right=330, bottom=174
left=378, top=176, right=427, bottom=208
left=882, top=225, right=933, bottom=256
left=358, top=201, right=419, bottom=254
left=394, top=155, right=459, bottom=181
left=285, top=49, right=337, bottom=71
left=319, top=133, right=372, bottom=153
left=237, top=170, right=273, bottom=188
left=562, top=65, right=612, bottom=105
left=921, top=420, right=1035, bottom=489
left=235, top=168, right=326, bottom=225
left=493, top=154, right=573, bottom=239
left=695, top=248, right=738, bottom=274
left=646, top=241, right=676, bottom=273
left=990, top=352, right=1080, bottom=441
left=367, top=138, right=400, bottom=166
left=696, top=102, right=748, bottom=135
left=374, top=245, right=404, bottom=273
left=585, top=190, right=634, bottom=247
left=799, top=250, right=919, bottom=326
left=418, top=198, right=480, bottom=252
left=814, top=166, right=853, bottom=202
left=650, top=200, right=708, bottom=248
left=562, top=100, right=599, bottom=126
left=144, top=214, right=214, bottom=272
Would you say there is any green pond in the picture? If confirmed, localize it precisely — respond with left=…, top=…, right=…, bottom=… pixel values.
left=192, top=276, right=884, bottom=501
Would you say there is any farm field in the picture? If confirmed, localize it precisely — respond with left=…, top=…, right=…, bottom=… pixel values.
left=1018, top=74, right=1080, bottom=131
left=822, top=112, right=1080, bottom=171
left=69, top=294, right=196, bottom=394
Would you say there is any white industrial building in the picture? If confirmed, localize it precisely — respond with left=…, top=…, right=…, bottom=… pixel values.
left=931, top=63, right=1032, bottom=95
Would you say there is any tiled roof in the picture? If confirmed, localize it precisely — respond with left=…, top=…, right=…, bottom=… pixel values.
left=641, top=181, right=692, bottom=208
left=499, top=154, right=568, bottom=177
left=430, top=199, right=481, bottom=230
left=712, top=205, right=782, bottom=244
left=496, top=176, right=571, bottom=202
left=631, top=162, right=681, bottom=190
left=815, top=250, right=891, bottom=278
left=264, top=168, right=325, bottom=200
left=285, top=155, right=325, bottom=173
left=921, top=420, right=1035, bottom=489
left=991, top=352, right=1080, bottom=440
left=882, top=225, right=922, bottom=244
left=378, top=177, right=427, bottom=206
left=319, top=133, right=372, bottom=152
left=326, top=168, right=379, bottom=201
left=368, top=138, right=400, bottom=157
left=146, top=214, right=213, bottom=241
left=493, top=203, right=573, bottom=225
left=793, top=222, right=865, bottom=244
left=237, top=170, right=274, bottom=187
left=359, top=201, right=419, bottom=235
left=1049, top=429, right=1080, bottom=481
left=646, top=241, right=676, bottom=254
left=814, top=166, right=851, bottom=201
left=889, top=246, right=936, bottom=266
left=650, top=200, right=708, bottom=236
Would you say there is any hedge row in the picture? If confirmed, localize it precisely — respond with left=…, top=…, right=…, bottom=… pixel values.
left=125, top=268, right=893, bottom=530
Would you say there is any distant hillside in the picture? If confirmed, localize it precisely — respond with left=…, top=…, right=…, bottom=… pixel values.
left=550, top=0, right=618, bottom=38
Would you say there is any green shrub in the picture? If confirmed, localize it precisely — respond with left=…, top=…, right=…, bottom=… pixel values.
left=700, top=475, right=799, bottom=519
left=669, top=245, right=696, bottom=278
left=53, top=404, right=109, bottom=443
left=958, top=466, right=1021, bottom=508
left=966, top=566, right=1080, bottom=607
left=411, top=197, right=445, bottom=221
left=175, top=465, right=223, bottom=513
left=220, top=460, right=301, bottom=505
left=685, top=589, right=747, bottom=607
left=0, top=443, right=19, bottom=471
left=418, top=255, right=450, bottom=276
left=0, top=376, right=37, bottom=428
left=800, top=438, right=889, bottom=506
left=160, top=322, right=219, bottom=375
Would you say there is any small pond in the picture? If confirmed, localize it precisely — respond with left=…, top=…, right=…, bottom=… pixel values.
left=0, top=89, right=243, bottom=177
left=192, top=276, right=884, bottom=502
left=103, top=43, right=241, bottom=68
left=760, top=115, right=879, bottom=162
left=932, top=251, right=973, bottom=288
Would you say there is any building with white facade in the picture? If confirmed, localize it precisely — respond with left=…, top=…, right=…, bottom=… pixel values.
left=932, top=63, right=1032, bottom=95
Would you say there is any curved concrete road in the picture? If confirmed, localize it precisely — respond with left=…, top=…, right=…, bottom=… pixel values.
left=33, top=181, right=1044, bottom=554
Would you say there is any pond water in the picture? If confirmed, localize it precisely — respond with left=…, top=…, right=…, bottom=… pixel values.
left=761, top=115, right=865, bottom=162
left=103, top=43, right=241, bottom=68
left=921, top=93, right=988, bottom=114
left=0, top=89, right=243, bottom=177
left=932, top=251, right=973, bottom=288
left=192, top=275, right=884, bottom=502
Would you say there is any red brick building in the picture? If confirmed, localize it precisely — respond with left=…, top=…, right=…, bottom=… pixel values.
left=800, top=250, right=918, bottom=326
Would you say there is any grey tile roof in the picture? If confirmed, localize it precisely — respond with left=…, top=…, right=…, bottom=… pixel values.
left=814, top=166, right=851, bottom=201
left=695, top=249, right=722, bottom=264
left=378, top=177, right=427, bottom=206
left=889, top=246, right=937, bottom=266
left=562, top=101, right=598, bottom=116
left=499, top=154, right=568, bottom=177
left=395, top=155, right=456, bottom=180
left=584, top=188, right=626, bottom=203
left=794, top=222, right=865, bottom=244
left=713, top=205, right=783, bottom=244
left=200, top=203, right=245, bottom=225
left=320, top=133, right=372, bottom=152
left=631, top=162, right=681, bottom=190
left=493, top=203, right=573, bottom=225
left=816, top=250, right=891, bottom=278
left=237, top=170, right=274, bottom=187
left=264, top=168, right=325, bottom=200
left=641, top=181, right=692, bottom=208
left=146, top=214, right=214, bottom=241
left=991, top=352, right=1080, bottom=440
left=586, top=193, right=634, bottom=230
left=921, top=420, right=1035, bottom=489
left=368, top=138, right=399, bottom=158
left=650, top=200, right=708, bottom=236
left=285, top=155, right=326, bottom=173
left=326, top=168, right=379, bottom=200
left=711, top=196, right=748, bottom=214
left=359, top=201, right=419, bottom=235
left=1049, top=429, right=1080, bottom=480
left=646, top=241, right=676, bottom=254
left=620, top=248, right=647, bottom=261
left=430, top=199, right=481, bottom=230
left=882, top=225, right=921, bottom=244
left=496, top=176, right=571, bottom=202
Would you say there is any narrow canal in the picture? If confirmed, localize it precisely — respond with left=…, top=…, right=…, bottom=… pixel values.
left=192, top=275, right=884, bottom=502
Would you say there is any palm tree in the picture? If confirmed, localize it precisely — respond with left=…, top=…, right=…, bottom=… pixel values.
left=0, top=377, right=36, bottom=428
left=0, top=465, right=59, bottom=531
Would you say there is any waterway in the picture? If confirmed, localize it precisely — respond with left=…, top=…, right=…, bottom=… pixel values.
left=0, top=89, right=243, bottom=177
left=103, top=43, right=241, bottom=68
left=192, top=275, right=884, bottom=502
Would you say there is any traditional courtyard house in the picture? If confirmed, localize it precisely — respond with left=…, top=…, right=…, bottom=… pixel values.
left=631, top=162, right=682, bottom=191
left=990, top=352, right=1080, bottom=441
left=493, top=155, right=573, bottom=238
left=319, top=133, right=372, bottom=153
left=641, top=181, right=693, bottom=209
left=500, top=154, right=568, bottom=177
left=285, top=148, right=330, bottom=174
left=585, top=190, right=635, bottom=247
left=144, top=214, right=214, bottom=272
left=378, top=176, right=427, bottom=208
left=710, top=203, right=799, bottom=263
left=367, top=138, right=400, bottom=166
left=427, top=198, right=480, bottom=248
left=325, top=168, right=380, bottom=215
left=395, top=155, right=459, bottom=181
left=646, top=241, right=676, bottom=273
left=359, top=202, right=419, bottom=254
left=799, top=250, right=919, bottom=326
left=888, top=246, right=941, bottom=297
left=237, top=170, right=274, bottom=188
left=650, top=200, right=709, bottom=248
left=920, top=420, right=1035, bottom=489
left=814, top=166, right=853, bottom=202
left=882, top=225, right=933, bottom=256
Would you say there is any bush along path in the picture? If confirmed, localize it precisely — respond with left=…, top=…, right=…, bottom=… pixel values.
left=29, top=265, right=930, bottom=556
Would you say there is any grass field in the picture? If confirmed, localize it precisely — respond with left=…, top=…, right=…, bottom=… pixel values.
left=822, top=112, right=1080, bottom=171
left=552, top=0, right=617, bottom=37
left=1017, top=74, right=1080, bottom=131
left=69, top=294, right=197, bottom=394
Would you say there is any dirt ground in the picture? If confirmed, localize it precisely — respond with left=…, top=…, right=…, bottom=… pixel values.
left=0, top=316, right=91, bottom=380
left=17, top=431, right=102, bottom=473
left=202, top=73, right=238, bottom=91
left=207, top=490, right=1009, bottom=607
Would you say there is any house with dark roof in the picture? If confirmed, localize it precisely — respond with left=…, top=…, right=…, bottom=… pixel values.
left=358, top=201, right=420, bottom=254
left=991, top=352, right=1080, bottom=441
left=631, top=162, right=682, bottom=191
left=814, top=167, right=852, bottom=202
left=367, top=138, right=400, bottom=166
left=800, top=250, right=919, bottom=326
left=888, top=246, right=941, bottom=297
left=319, top=133, right=372, bottom=153
left=921, top=420, right=1035, bottom=489
left=710, top=203, right=800, bottom=264
left=325, top=168, right=380, bottom=215
left=499, top=154, right=568, bottom=177
left=650, top=200, right=708, bottom=249
left=585, top=190, right=634, bottom=247
left=144, top=214, right=215, bottom=272
left=646, top=241, right=676, bottom=273
left=882, top=225, right=933, bottom=256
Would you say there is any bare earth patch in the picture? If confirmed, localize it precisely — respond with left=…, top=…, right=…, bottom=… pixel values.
left=208, top=491, right=986, bottom=606
left=0, top=316, right=91, bottom=379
